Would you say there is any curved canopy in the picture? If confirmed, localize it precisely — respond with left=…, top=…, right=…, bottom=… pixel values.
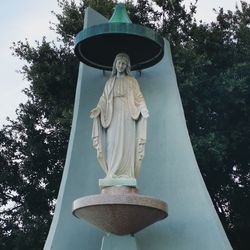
left=74, top=4, right=164, bottom=71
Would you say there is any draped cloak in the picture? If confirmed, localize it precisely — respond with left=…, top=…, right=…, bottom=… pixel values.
left=92, top=75, right=148, bottom=179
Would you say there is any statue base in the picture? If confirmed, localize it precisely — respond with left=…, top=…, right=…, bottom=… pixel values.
left=99, top=177, right=137, bottom=188
left=72, top=186, right=168, bottom=235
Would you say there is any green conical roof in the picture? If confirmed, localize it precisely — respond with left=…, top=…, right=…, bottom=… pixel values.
left=74, top=3, right=164, bottom=71
left=109, top=3, right=132, bottom=23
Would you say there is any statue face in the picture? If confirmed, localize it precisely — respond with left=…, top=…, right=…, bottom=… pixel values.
left=115, top=58, right=127, bottom=74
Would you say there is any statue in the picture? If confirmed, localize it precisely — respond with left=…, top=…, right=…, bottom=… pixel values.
left=90, top=53, right=149, bottom=180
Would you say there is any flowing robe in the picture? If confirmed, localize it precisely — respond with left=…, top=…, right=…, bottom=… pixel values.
left=92, top=75, right=148, bottom=179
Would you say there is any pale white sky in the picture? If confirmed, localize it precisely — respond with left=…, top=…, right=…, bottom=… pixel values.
left=0, top=0, right=246, bottom=128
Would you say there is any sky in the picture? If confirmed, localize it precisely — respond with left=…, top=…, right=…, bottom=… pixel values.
left=0, top=0, right=247, bottom=128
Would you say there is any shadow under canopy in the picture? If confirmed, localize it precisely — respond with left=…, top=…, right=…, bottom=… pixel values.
left=74, top=3, right=164, bottom=71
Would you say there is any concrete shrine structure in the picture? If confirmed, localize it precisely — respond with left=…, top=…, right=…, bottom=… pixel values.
left=44, top=6, right=232, bottom=250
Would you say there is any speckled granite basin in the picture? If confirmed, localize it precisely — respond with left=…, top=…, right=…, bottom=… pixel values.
left=72, top=186, right=168, bottom=235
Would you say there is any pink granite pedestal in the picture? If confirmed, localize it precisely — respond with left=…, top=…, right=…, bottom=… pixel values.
left=72, top=186, right=168, bottom=235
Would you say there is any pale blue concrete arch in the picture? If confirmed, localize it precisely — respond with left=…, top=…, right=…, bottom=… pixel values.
left=44, top=7, right=232, bottom=250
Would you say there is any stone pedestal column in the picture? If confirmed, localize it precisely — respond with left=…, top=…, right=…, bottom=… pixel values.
left=101, top=234, right=137, bottom=250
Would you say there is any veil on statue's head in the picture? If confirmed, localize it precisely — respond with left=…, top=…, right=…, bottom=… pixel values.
left=111, top=53, right=131, bottom=76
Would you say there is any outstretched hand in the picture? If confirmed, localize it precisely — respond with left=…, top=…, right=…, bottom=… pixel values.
left=141, top=107, right=149, bottom=118
left=90, top=107, right=101, bottom=118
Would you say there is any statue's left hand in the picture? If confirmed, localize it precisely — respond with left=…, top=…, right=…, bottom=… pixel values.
left=90, top=107, right=101, bottom=118
left=141, top=107, right=149, bottom=118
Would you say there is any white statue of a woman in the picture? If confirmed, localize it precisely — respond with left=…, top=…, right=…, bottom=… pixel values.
left=90, top=53, right=149, bottom=180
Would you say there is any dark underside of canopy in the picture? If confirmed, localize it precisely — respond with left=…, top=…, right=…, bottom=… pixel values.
left=74, top=23, right=164, bottom=71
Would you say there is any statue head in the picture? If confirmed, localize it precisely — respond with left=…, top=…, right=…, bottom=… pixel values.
left=111, top=53, right=131, bottom=76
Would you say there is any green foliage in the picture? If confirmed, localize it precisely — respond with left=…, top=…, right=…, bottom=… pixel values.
left=124, top=0, right=161, bottom=29
left=0, top=0, right=249, bottom=249
left=1, top=9, right=78, bottom=248
left=174, top=3, right=250, bottom=249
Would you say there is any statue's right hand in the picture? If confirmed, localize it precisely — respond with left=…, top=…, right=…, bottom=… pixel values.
left=90, top=107, right=101, bottom=118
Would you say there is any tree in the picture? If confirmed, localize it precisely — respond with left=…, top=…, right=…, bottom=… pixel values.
left=171, top=2, right=250, bottom=249
left=0, top=0, right=249, bottom=249
left=0, top=1, right=117, bottom=249
left=0, top=2, right=81, bottom=248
